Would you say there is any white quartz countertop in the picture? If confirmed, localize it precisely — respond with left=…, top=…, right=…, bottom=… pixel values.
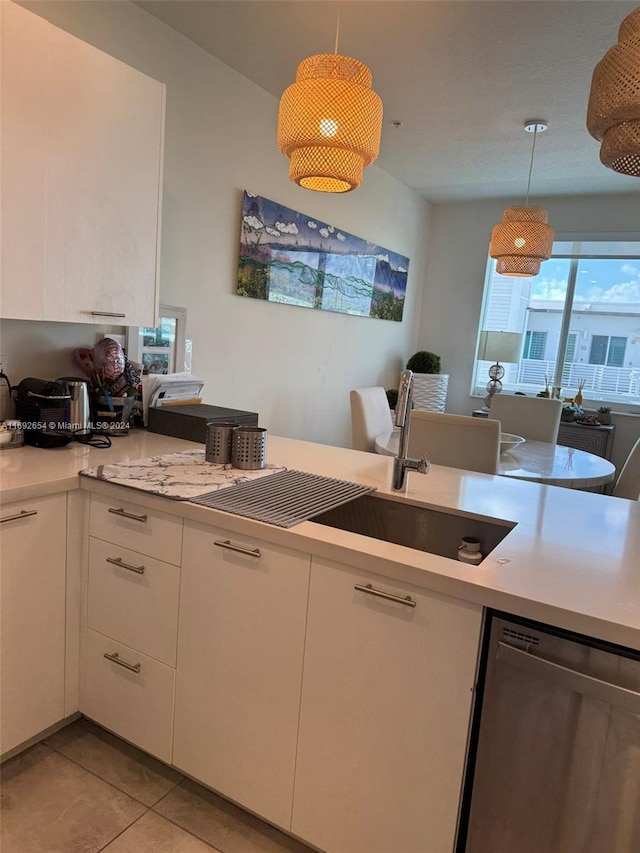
left=2, top=430, right=638, bottom=650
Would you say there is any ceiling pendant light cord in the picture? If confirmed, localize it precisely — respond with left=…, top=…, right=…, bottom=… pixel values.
left=334, top=14, right=340, bottom=55
left=524, top=125, right=538, bottom=206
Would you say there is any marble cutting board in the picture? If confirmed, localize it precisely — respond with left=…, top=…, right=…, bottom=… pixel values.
left=79, top=448, right=286, bottom=500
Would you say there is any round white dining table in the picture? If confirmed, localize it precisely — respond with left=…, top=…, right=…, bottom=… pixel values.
left=374, top=429, right=616, bottom=489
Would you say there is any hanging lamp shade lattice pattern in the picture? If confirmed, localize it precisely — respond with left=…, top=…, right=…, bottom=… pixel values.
left=490, top=206, right=555, bottom=277
left=587, top=7, right=640, bottom=177
left=278, top=54, right=383, bottom=193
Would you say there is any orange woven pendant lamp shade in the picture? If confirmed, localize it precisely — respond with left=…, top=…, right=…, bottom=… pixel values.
left=587, top=6, right=640, bottom=177
left=490, top=205, right=554, bottom=277
left=278, top=53, right=383, bottom=193
left=489, top=121, right=554, bottom=278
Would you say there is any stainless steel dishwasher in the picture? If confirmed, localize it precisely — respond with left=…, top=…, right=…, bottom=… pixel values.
left=463, top=614, right=640, bottom=853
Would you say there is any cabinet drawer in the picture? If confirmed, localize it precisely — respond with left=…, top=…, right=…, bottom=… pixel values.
left=88, top=538, right=179, bottom=667
left=82, top=629, right=175, bottom=763
left=90, top=494, right=182, bottom=565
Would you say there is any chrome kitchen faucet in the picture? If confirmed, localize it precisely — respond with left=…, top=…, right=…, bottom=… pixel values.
left=392, top=370, right=430, bottom=490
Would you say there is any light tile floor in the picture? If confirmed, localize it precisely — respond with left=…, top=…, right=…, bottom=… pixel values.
left=0, top=719, right=317, bottom=853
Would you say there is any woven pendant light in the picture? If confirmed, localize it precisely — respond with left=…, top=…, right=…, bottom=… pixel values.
left=489, top=121, right=554, bottom=278
left=277, top=20, right=383, bottom=193
left=587, top=7, right=640, bottom=177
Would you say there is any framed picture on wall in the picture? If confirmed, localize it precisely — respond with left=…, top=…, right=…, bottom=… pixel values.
left=236, top=190, right=410, bottom=322
left=125, top=305, right=188, bottom=374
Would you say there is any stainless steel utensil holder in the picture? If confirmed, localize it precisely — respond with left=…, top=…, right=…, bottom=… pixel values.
left=231, top=426, right=267, bottom=470
left=205, top=422, right=239, bottom=464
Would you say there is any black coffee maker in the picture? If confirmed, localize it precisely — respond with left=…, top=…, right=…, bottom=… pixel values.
left=15, top=378, right=73, bottom=448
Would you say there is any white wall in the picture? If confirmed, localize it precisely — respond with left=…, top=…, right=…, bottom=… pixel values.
left=418, top=193, right=640, bottom=472
left=2, top=0, right=431, bottom=448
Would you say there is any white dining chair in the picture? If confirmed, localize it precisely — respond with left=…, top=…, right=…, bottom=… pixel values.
left=612, top=437, right=640, bottom=500
left=350, top=387, right=394, bottom=452
left=488, top=395, right=562, bottom=443
left=407, top=411, right=501, bottom=474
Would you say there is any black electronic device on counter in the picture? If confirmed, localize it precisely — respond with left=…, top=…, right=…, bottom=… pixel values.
left=147, top=403, right=258, bottom=444
left=15, top=378, right=73, bottom=448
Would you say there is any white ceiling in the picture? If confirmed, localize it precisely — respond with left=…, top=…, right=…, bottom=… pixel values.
left=136, top=0, right=640, bottom=202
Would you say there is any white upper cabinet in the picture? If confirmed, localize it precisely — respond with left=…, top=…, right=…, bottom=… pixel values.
left=0, top=1, right=165, bottom=326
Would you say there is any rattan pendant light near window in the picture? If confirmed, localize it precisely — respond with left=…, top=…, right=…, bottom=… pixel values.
left=489, top=121, right=554, bottom=278
left=587, top=6, right=640, bottom=177
left=277, top=21, right=383, bottom=193
left=489, top=119, right=553, bottom=278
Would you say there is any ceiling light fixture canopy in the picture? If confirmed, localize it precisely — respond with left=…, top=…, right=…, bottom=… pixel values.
left=277, top=21, right=383, bottom=193
left=587, top=6, right=640, bottom=178
left=489, top=120, right=554, bottom=278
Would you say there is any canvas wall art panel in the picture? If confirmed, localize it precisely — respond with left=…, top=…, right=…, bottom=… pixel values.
left=236, top=191, right=409, bottom=322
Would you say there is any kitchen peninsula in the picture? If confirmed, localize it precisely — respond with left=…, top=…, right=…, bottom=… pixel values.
left=1, top=431, right=639, bottom=853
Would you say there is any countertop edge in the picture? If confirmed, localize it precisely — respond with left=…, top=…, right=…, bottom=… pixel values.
left=78, top=477, right=640, bottom=652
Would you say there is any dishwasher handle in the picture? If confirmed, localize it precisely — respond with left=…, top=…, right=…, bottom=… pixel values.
left=496, top=641, right=640, bottom=716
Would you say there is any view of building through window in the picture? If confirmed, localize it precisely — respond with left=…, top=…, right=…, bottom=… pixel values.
left=474, top=240, right=640, bottom=409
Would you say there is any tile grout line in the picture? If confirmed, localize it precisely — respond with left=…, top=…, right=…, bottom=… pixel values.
left=150, top=780, right=313, bottom=853
left=94, top=805, right=152, bottom=853
left=149, top=779, right=226, bottom=853
left=43, top=737, right=183, bottom=809
left=3, top=743, right=150, bottom=853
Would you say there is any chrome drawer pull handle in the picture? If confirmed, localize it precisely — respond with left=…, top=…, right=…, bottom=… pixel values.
left=1, top=509, right=38, bottom=524
left=106, top=556, right=145, bottom=575
left=108, top=507, right=148, bottom=523
left=103, top=652, right=141, bottom=673
left=91, top=311, right=126, bottom=318
left=214, top=539, right=261, bottom=558
left=354, top=583, right=416, bottom=608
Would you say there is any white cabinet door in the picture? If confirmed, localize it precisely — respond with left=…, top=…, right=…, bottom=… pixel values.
left=1, top=1, right=164, bottom=326
left=0, top=1, right=48, bottom=320
left=0, top=494, right=67, bottom=755
left=292, top=557, right=483, bottom=853
left=173, top=521, right=310, bottom=830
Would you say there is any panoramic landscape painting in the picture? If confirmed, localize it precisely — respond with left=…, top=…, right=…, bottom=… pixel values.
left=236, top=191, right=409, bottom=322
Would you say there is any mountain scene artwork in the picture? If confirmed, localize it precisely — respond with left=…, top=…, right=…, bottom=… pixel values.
left=237, top=190, right=409, bottom=321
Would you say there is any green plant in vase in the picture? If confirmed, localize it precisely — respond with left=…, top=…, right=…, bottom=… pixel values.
left=406, top=351, right=441, bottom=374
left=597, top=406, right=612, bottom=425
left=405, top=350, right=448, bottom=412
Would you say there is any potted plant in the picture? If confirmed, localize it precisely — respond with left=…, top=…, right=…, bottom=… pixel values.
left=561, top=404, right=576, bottom=422
left=405, top=350, right=449, bottom=412
left=597, top=406, right=612, bottom=425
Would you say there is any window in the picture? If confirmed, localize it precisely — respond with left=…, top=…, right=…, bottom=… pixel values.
left=523, top=331, right=547, bottom=360
left=473, top=239, right=640, bottom=410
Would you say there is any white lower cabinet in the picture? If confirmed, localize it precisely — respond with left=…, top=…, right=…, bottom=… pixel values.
left=76, top=490, right=481, bottom=852
left=291, top=557, right=483, bottom=853
left=0, top=493, right=67, bottom=755
left=173, top=521, right=310, bottom=830
left=80, top=494, right=182, bottom=763
left=87, top=537, right=180, bottom=667
left=83, top=629, right=175, bottom=763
